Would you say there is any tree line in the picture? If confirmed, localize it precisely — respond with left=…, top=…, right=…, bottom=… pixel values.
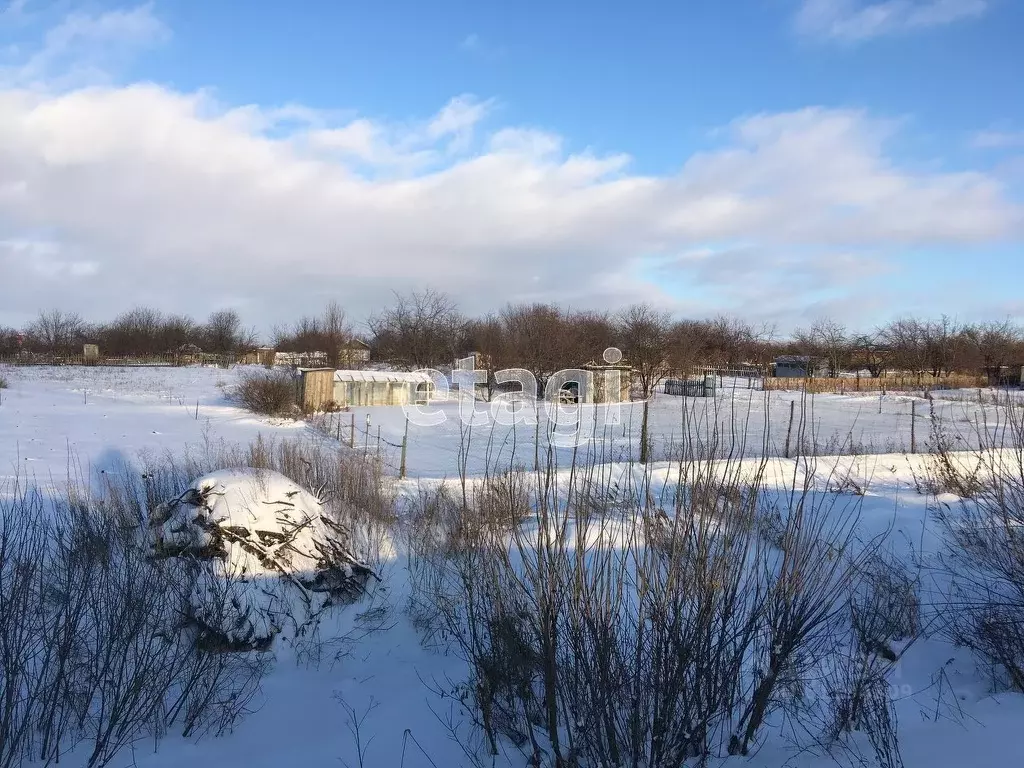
left=0, top=308, right=257, bottom=357
left=364, top=291, right=1024, bottom=383
left=4, top=292, right=1023, bottom=381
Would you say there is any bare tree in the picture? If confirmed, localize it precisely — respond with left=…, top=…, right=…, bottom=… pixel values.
left=461, top=314, right=507, bottom=398
left=204, top=309, right=257, bottom=354
left=617, top=304, right=672, bottom=463
left=666, top=320, right=710, bottom=372
left=499, top=303, right=571, bottom=396
left=849, top=333, right=889, bottom=378
left=27, top=310, right=84, bottom=355
left=704, top=316, right=760, bottom=368
left=918, top=316, right=963, bottom=377
left=963, top=319, right=1024, bottom=379
left=0, top=326, right=22, bottom=356
left=878, top=318, right=927, bottom=374
left=368, top=289, right=465, bottom=370
left=796, top=317, right=849, bottom=378
left=158, top=313, right=200, bottom=353
left=570, top=310, right=616, bottom=364
left=101, top=306, right=164, bottom=356
left=274, top=301, right=352, bottom=362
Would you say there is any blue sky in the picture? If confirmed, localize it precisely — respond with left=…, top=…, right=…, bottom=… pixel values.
left=0, top=0, right=1022, bottom=333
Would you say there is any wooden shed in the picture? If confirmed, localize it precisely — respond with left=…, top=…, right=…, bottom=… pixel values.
left=581, top=362, right=633, bottom=404
left=298, top=368, right=336, bottom=412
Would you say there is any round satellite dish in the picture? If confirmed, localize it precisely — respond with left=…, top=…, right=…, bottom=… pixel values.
left=603, top=347, right=623, bottom=364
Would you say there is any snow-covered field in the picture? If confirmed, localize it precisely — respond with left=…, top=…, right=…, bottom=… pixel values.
left=2, top=365, right=1013, bottom=482
left=2, top=364, right=1024, bottom=768
left=328, top=378, right=1014, bottom=478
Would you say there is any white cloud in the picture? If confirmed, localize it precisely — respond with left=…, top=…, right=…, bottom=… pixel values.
left=427, top=95, right=492, bottom=141
left=972, top=130, right=1024, bottom=149
left=0, top=7, right=1019, bottom=331
left=305, top=94, right=493, bottom=173
left=2, top=3, right=169, bottom=87
left=796, top=0, right=989, bottom=42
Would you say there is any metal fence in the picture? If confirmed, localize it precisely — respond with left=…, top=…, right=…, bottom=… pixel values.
left=664, top=376, right=718, bottom=397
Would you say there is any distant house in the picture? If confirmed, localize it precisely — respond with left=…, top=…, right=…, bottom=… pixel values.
left=337, top=340, right=371, bottom=369
left=551, top=362, right=632, bottom=404
left=986, top=364, right=1024, bottom=388
left=333, top=369, right=434, bottom=407
left=276, top=350, right=329, bottom=368
left=255, top=347, right=276, bottom=366
left=773, top=355, right=828, bottom=378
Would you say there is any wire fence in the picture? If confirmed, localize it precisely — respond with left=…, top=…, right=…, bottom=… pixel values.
left=301, top=390, right=998, bottom=480
left=0, top=353, right=243, bottom=368
left=762, top=372, right=990, bottom=394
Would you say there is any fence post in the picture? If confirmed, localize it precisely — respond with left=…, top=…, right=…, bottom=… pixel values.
left=400, top=415, right=409, bottom=480
left=911, top=400, right=917, bottom=454
left=535, top=405, right=541, bottom=472
left=350, top=413, right=355, bottom=449
left=784, top=400, right=795, bottom=459
left=376, top=425, right=381, bottom=460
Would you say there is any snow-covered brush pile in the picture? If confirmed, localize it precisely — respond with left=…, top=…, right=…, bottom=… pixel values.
left=149, top=468, right=379, bottom=651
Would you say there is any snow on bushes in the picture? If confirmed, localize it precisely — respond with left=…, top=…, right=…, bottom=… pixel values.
left=149, top=468, right=378, bottom=650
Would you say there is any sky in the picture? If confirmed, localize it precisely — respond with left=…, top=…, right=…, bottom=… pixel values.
left=0, top=0, right=1022, bottom=335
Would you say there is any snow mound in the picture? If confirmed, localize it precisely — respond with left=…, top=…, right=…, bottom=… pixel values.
left=149, top=468, right=377, bottom=649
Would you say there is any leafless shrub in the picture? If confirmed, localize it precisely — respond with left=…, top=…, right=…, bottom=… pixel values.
left=234, top=368, right=298, bottom=416
left=825, top=653, right=904, bottom=768
left=852, top=553, right=920, bottom=656
left=0, top=435, right=388, bottom=766
left=473, top=469, right=531, bottom=531
left=934, top=405, right=1024, bottom=692
left=821, top=554, right=920, bottom=768
left=927, top=399, right=986, bottom=497
left=0, top=471, right=269, bottom=768
left=408, top=414, right=889, bottom=766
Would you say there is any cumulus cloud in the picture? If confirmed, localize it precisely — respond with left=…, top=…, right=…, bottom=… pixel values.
left=2, top=3, right=169, bottom=87
left=0, top=5, right=1019, bottom=331
left=796, top=0, right=989, bottom=42
left=305, top=94, right=494, bottom=174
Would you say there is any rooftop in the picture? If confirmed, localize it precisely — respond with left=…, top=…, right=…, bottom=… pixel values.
left=333, top=370, right=432, bottom=384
